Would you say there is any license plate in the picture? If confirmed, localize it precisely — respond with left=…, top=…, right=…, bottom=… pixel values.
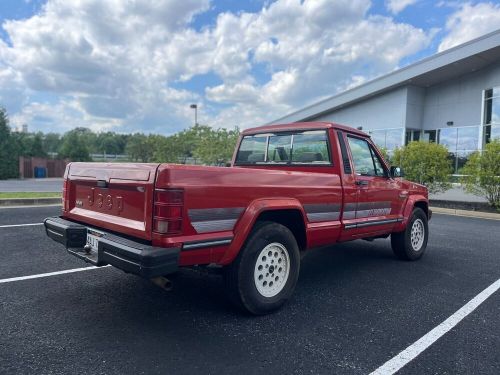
left=86, top=229, right=104, bottom=252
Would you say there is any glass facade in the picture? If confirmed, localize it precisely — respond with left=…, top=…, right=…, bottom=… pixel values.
left=368, top=128, right=404, bottom=152
left=484, top=87, right=500, bottom=144
left=437, top=126, right=479, bottom=173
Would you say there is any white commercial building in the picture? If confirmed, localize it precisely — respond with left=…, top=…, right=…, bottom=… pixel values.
left=270, top=30, right=500, bottom=173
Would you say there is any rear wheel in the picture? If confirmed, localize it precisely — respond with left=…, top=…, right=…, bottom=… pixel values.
left=391, top=208, right=428, bottom=260
left=223, top=221, right=300, bottom=315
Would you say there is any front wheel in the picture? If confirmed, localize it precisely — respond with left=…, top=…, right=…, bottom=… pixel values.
left=391, top=207, right=428, bottom=260
left=223, top=221, right=300, bottom=315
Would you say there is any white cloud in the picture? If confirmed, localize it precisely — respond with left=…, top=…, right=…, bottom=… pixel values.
left=385, top=0, right=418, bottom=14
left=205, top=0, right=432, bottom=127
left=0, top=0, right=435, bottom=133
left=438, top=2, right=500, bottom=52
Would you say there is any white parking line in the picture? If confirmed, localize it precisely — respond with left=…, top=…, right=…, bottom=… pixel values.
left=0, top=265, right=111, bottom=284
left=370, top=278, right=500, bottom=375
left=0, top=223, right=43, bottom=228
left=0, top=204, right=61, bottom=209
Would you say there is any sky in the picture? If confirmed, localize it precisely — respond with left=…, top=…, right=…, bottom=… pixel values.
left=0, top=0, right=499, bottom=135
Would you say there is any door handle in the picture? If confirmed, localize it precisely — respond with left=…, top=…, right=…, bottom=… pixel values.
left=355, top=180, right=369, bottom=186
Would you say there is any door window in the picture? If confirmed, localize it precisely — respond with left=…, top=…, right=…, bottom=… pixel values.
left=347, top=136, right=386, bottom=177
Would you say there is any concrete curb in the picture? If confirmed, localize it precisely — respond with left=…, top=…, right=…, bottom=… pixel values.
left=431, top=207, right=500, bottom=220
left=0, top=197, right=61, bottom=207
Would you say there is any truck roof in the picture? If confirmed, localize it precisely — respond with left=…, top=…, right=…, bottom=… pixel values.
left=242, top=122, right=369, bottom=137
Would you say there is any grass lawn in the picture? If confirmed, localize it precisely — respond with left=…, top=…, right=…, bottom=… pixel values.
left=0, top=192, right=61, bottom=199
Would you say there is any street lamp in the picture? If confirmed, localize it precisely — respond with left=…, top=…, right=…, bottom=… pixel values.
left=190, top=104, right=198, bottom=126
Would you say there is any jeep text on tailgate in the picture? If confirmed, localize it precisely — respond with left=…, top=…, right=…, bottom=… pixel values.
left=45, top=122, right=431, bottom=314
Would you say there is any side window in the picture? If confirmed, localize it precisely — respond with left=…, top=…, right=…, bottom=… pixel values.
left=347, top=136, right=386, bottom=177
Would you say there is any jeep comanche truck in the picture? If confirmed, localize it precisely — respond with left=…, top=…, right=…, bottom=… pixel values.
left=44, top=122, right=431, bottom=314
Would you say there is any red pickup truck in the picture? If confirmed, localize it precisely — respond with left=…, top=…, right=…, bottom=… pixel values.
left=45, top=122, right=431, bottom=314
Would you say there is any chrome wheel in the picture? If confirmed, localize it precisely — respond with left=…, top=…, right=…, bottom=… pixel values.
left=254, top=242, right=290, bottom=298
left=410, top=218, right=425, bottom=251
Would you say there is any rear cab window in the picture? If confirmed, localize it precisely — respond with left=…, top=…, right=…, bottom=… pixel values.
left=235, top=130, right=332, bottom=166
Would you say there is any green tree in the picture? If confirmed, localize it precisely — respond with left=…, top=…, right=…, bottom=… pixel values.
left=460, top=140, right=500, bottom=209
left=378, top=147, right=391, bottom=165
left=96, top=132, right=122, bottom=155
left=392, top=141, right=452, bottom=194
left=193, top=126, right=240, bottom=165
left=58, top=129, right=92, bottom=161
left=31, top=133, right=47, bottom=157
left=43, top=133, right=62, bottom=154
left=151, top=134, right=180, bottom=163
left=0, top=107, right=19, bottom=179
left=125, top=133, right=154, bottom=162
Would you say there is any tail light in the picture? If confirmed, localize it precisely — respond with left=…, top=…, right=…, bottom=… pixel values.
left=153, top=189, right=184, bottom=235
left=62, top=178, right=69, bottom=211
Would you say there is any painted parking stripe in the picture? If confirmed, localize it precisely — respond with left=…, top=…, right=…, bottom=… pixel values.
left=0, top=204, right=61, bottom=209
left=0, top=265, right=111, bottom=284
left=370, top=278, right=500, bottom=375
left=0, top=223, right=43, bottom=229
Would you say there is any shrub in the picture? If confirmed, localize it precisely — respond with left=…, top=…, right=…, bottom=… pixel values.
left=461, top=140, right=500, bottom=209
left=392, top=141, right=452, bottom=194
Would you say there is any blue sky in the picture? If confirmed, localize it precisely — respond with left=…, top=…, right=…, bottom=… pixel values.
left=0, top=0, right=499, bottom=135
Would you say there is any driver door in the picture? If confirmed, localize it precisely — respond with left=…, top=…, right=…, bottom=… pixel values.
left=345, top=135, right=404, bottom=237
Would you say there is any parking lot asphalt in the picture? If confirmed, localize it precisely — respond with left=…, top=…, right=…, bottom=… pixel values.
left=0, top=206, right=498, bottom=375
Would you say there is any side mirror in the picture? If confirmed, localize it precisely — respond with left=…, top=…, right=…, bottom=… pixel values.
left=390, top=166, right=404, bottom=178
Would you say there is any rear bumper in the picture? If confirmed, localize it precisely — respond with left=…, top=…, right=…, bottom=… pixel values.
left=44, top=216, right=180, bottom=278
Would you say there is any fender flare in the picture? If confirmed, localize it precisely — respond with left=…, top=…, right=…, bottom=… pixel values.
left=219, top=198, right=307, bottom=265
left=393, top=195, right=428, bottom=232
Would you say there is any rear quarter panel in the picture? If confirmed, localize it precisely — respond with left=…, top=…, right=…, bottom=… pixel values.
left=154, top=164, right=343, bottom=265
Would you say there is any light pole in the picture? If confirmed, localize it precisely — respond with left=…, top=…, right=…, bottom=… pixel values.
left=190, top=104, right=198, bottom=126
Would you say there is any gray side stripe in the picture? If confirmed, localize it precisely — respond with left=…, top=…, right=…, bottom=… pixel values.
left=356, top=201, right=391, bottom=211
left=343, top=201, right=392, bottom=220
left=192, top=219, right=238, bottom=233
left=188, top=207, right=245, bottom=234
left=304, top=203, right=341, bottom=223
left=189, top=207, right=245, bottom=222
left=307, top=212, right=340, bottom=222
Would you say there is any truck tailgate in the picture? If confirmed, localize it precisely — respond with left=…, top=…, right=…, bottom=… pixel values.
left=63, top=163, right=160, bottom=240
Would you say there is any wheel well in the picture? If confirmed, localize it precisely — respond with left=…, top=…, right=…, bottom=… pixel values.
left=255, top=209, right=307, bottom=251
left=414, top=201, right=429, bottom=218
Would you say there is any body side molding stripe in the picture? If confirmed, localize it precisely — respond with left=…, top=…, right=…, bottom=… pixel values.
left=344, top=218, right=403, bottom=230
left=183, top=237, right=233, bottom=250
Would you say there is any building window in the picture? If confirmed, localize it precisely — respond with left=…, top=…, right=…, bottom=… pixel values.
left=484, top=87, right=500, bottom=144
left=437, top=126, right=479, bottom=174
left=422, top=130, right=436, bottom=143
left=405, top=130, right=421, bottom=145
left=368, top=128, right=403, bottom=151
